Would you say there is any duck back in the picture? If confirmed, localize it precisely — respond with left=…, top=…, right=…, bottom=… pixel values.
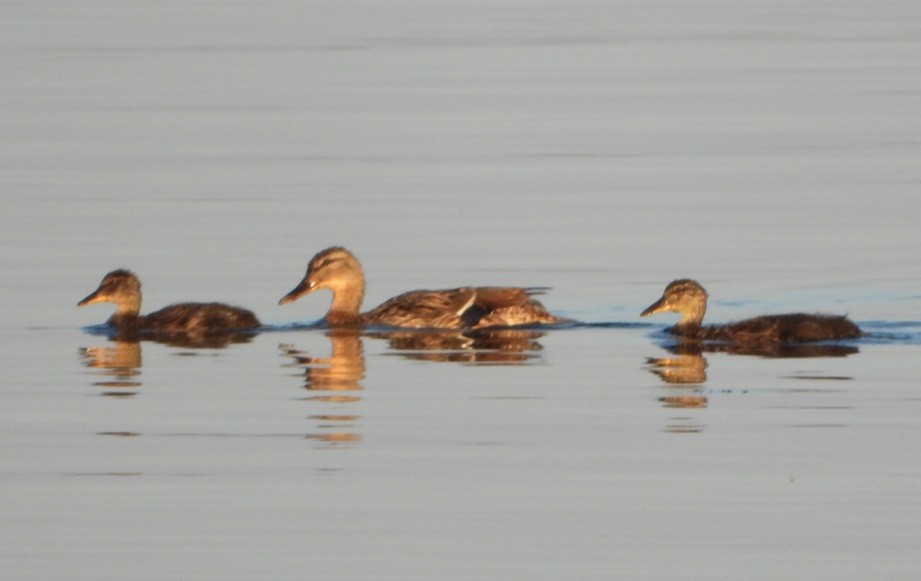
left=677, top=313, right=861, bottom=344
left=362, top=288, right=477, bottom=328
left=143, top=303, right=261, bottom=335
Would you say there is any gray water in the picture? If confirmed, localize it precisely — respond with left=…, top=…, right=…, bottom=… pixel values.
left=2, top=1, right=921, bottom=579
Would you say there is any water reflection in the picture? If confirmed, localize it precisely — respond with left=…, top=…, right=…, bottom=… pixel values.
left=79, top=340, right=142, bottom=397
left=697, top=341, right=859, bottom=359
left=662, top=413, right=708, bottom=434
left=647, top=343, right=710, bottom=431
left=79, top=327, right=258, bottom=396
left=372, top=328, right=546, bottom=365
left=647, top=352, right=708, bottom=385
left=282, top=330, right=365, bottom=392
left=648, top=338, right=859, bottom=433
left=96, top=327, right=258, bottom=349
left=646, top=338, right=858, bottom=386
left=280, top=329, right=365, bottom=448
left=279, top=327, right=547, bottom=447
left=151, top=331, right=257, bottom=349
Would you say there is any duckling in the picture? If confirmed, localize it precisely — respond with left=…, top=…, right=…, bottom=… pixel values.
left=278, top=246, right=565, bottom=329
left=78, top=269, right=261, bottom=336
left=641, top=279, right=861, bottom=344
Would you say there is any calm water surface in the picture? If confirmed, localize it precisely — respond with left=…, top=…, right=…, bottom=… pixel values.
left=2, top=1, right=921, bottom=579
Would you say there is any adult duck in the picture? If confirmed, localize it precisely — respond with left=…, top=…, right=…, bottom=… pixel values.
left=278, top=246, right=565, bottom=329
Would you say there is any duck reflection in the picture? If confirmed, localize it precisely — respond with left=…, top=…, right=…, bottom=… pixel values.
left=645, top=342, right=710, bottom=429
left=150, top=331, right=257, bottom=349
left=646, top=343, right=709, bottom=385
left=93, top=326, right=257, bottom=349
left=646, top=337, right=858, bottom=386
left=371, top=328, right=546, bottom=365
left=280, top=329, right=365, bottom=447
left=80, top=327, right=258, bottom=397
left=694, top=340, right=858, bottom=359
left=279, top=327, right=547, bottom=447
left=282, top=329, right=365, bottom=393
left=648, top=338, right=859, bottom=432
left=79, top=340, right=143, bottom=397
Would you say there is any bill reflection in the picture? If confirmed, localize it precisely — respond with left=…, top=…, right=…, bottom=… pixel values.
left=79, top=340, right=143, bottom=397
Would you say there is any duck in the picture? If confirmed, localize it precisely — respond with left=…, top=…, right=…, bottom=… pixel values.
left=78, top=269, right=261, bottom=336
left=640, top=279, right=862, bottom=344
left=278, top=246, right=565, bottom=329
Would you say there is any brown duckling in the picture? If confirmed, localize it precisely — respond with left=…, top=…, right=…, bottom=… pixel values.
left=78, top=269, right=260, bottom=335
left=641, top=279, right=861, bottom=344
left=278, top=246, right=565, bottom=329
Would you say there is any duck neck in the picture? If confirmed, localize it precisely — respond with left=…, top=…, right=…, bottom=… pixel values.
left=326, top=280, right=365, bottom=326
left=108, top=294, right=142, bottom=327
left=677, top=297, right=706, bottom=328
left=115, top=297, right=142, bottom=317
left=108, top=312, right=142, bottom=329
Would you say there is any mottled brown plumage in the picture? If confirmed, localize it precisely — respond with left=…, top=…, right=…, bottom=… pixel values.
left=641, top=279, right=862, bottom=344
left=78, top=269, right=261, bottom=336
left=278, top=246, right=564, bottom=329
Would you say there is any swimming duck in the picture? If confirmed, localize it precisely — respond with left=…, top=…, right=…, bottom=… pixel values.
left=78, top=269, right=261, bottom=335
left=640, top=279, right=861, bottom=343
left=278, top=246, right=565, bottom=329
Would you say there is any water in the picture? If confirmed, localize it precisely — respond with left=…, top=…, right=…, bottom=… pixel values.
left=2, top=1, right=921, bottom=578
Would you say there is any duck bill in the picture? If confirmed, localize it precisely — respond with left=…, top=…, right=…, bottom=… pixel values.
left=640, top=296, right=668, bottom=317
left=77, top=288, right=106, bottom=307
left=278, top=278, right=315, bottom=305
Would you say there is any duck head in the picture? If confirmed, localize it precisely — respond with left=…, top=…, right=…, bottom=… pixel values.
left=279, top=246, right=366, bottom=308
left=641, top=279, right=708, bottom=327
left=78, top=269, right=142, bottom=315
